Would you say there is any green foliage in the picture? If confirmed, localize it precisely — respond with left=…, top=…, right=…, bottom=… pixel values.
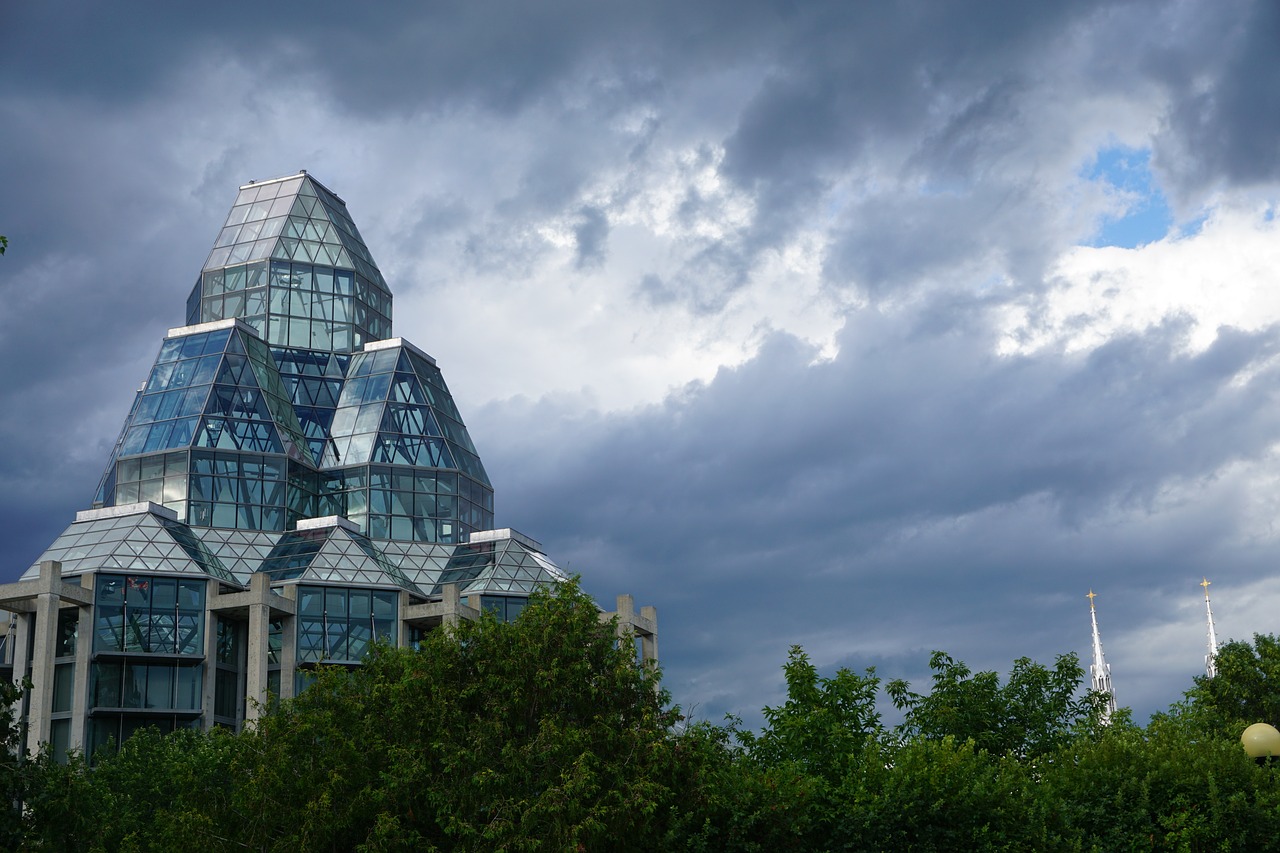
left=1038, top=712, right=1280, bottom=850
left=834, top=736, right=1048, bottom=851
left=17, top=616, right=1280, bottom=850
left=0, top=235, right=7, bottom=255
left=736, top=646, right=882, bottom=779
left=23, top=726, right=240, bottom=852
left=887, top=650, right=1105, bottom=759
left=1181, top=633, right=1280, bottom=736
left=228, top=579, right=692, bottom=851
left=0, top=678, right=28, bottom=849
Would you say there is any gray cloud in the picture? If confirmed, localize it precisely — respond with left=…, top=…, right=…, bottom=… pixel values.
left=3, top=0, right=1280, bottom=729
left=483, top=306, right=1280, bottom=721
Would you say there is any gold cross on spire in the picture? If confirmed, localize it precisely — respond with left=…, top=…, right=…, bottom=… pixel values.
left=1087, top=589, right=1097, bottom=609
left=1201, top=577, right=1211, bottom=598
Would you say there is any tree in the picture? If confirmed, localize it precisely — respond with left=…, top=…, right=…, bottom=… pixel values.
left=886, top=651, right=1105, bottom=759
left=735, top=646, right=882, bottom=780
left=22, top=726, right=240, bottom=852
left=0, top=678, right=27, bottom=849
left=227, top=579, right=695, bottom=851
left=1181, top=633, right=1280, bottom=736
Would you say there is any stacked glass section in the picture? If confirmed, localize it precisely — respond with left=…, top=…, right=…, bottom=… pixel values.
left=7, top=172, right=589, bottom=761
left=187, top=173, right=391, bottom=352
left=92, top=172, right=494, bottom=559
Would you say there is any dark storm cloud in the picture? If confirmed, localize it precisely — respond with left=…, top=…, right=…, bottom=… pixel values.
left=483, top=305, right=1280, bottom=720
left=1154, top=0, right=1280, bottom=196
left=4, top=0, right=1280, bottom=727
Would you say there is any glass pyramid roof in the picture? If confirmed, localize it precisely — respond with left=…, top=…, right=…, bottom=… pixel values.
left=259, top=520, right=421, bottom=593
left=204, top=173, right=388, bottom=292
left=322, top=339, right=490, bottom=485
left=106, top=320, right=315, bottom=469
left=23, top=504, right=236, bottom=584
left=435, top=530, right=568, bottom=596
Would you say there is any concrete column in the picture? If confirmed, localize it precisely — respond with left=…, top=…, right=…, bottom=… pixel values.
left=398, top=590, right=413, bottom=644
left=279, top=585, right=296, bottom=702
left=441, top=584, right=461, bottom=628
left=640, top=605, right=658, bottom=666
left=69, top=575, right=95, bottom=751
left=200, top=591, right=219, bottom=730
left=244, top=573, right=271, bottom=723
left=10, top=612, right=31, bottom=742
left=26, top=588, right=60, bottom=754
left=614, top=594, right=635, bottom=642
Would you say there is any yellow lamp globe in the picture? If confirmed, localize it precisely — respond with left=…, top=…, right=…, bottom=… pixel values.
left=1241, top=723, right=1280, bottom=759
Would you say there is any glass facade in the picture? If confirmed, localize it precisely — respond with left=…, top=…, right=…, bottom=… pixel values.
left=87, top=573, right=207, bottom=756
left=92, top=574, right=205, bottom=655
left=296, top=585, right=397, bottom=664
left=95, top=172, right=493, bottom=549
left=9, top=173, right=586, bottom=758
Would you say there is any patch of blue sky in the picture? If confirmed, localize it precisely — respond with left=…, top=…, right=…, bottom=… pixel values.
left=1084, top=146, right=1174, bottom=249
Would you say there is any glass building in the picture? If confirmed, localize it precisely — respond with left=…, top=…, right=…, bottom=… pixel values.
left=0, top=173, right=656, bottom=758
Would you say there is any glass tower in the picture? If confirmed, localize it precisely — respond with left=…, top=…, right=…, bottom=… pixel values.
left=0, top=173, right=611, bottom=757
left=94, top=172, right=494, bottom=558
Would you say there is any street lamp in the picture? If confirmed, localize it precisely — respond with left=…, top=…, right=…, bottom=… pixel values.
left=1241, top=723, right=1280, bottom=761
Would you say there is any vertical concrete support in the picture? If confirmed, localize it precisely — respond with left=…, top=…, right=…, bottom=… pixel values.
left=398, top=590, right=414, bottom=645
left=10, top=612, right=31, bottom=741
left=441, top=584, right=461, bottom=628
left=26, top=562, right=63, bottom=754
left=200, top=579, right=220, bottom=730
left=278, top=585, right=296, bottom=702
left=614, top=594, right=635, bottom=642
left=640, top=605, right=658, bottom=666
left=69, top=574, right=95, bottom=751
left=244, top=573, right=271, bottom=723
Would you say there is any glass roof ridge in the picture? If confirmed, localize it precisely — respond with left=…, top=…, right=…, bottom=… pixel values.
left=240, top=170, right=346, bottom=205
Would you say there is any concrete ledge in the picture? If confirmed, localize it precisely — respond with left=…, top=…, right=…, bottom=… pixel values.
left=362, top=337, right=436, bottom=366
left=166, top=317, right=253, bottom=339
left=75, top=502, right=177, bottom=523
left=295, top=516, right=360, bottom=533
left=467, top=528, right=544, bottom=553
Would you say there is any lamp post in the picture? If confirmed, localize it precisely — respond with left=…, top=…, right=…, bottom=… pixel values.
left=1241, top=723, right=1280, bottom=763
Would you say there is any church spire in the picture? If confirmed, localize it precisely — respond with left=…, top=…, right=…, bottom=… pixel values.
left=1087, top=590, right=1118, bottom=724
left=1201, top=578, right=1219, bottom=679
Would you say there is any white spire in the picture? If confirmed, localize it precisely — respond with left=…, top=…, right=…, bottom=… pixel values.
left=1201, top=578, right=1218, bottom=679
left=1087, top=590, right=1118, bottom=724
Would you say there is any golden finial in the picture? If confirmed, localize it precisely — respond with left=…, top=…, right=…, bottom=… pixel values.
left=1087, top=589, right=1097, bottom=609
left=1201, top=577, right=1211, bottom=598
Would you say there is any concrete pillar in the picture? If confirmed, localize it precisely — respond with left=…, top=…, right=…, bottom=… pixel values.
left=398, top=590, right=414, bottom=645
left=200, top=577, right=222, bottom=730
left=441, top=584, right=461, bottom=628
left=278, top=584, right=296, bottom=701
left=244, top=573, right=271, bottom=723
left=69, top=574, right=95, bottom=751
left=614, top=594, right=635, bottom=642
left=640, top=605, right=658, bottom=666
left=25, top=562, right=63, bottom=754
left=10, top=612, right=31, bottom=745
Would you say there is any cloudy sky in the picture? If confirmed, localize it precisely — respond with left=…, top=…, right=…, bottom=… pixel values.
left=4, top=0, right=1280, bottom=726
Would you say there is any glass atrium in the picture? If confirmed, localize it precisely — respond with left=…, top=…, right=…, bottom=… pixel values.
left=0, top=173, right=627, bottom=757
